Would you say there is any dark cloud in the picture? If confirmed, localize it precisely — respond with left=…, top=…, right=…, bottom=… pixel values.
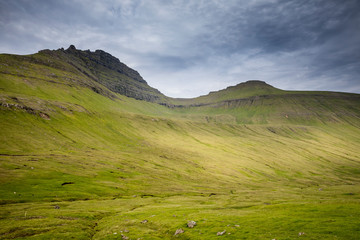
left=0, top=0, right=359, bottom=97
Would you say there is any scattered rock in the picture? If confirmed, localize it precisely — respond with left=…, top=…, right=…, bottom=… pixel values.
left=187, top=220, right=197, bottom=228
left=217, top=230, right=226, bottom=236
left=141, top=219, right=148, bottom=224
left=39, top=112, right=50, bottom=120
left=174, top=228, right=184, bottom=236
left=54, top=205, right=60, bottom=209
left=298, top=232, right=306, bottom=236
left=121, top=234, right=129, bottom=240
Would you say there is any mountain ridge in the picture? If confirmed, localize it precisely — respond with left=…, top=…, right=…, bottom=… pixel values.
left=1, top=46, right=360, bottom=126
left=3, top=45, right=360, bottom=106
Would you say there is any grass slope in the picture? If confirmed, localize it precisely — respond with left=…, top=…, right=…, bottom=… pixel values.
left=0, top=51, right=360, bottom=239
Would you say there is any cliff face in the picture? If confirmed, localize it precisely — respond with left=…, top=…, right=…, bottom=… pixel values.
left=39, top=45, right=168, bottom=103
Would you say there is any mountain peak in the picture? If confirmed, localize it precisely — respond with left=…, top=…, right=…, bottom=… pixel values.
left=232, top=80, right=274, bottom=88
left=35, top=46, right=167, bottom=102
left=67, top=44, right=76, bottom=51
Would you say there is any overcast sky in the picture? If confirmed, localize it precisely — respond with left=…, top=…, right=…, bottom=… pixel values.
left=1, top=0, right=359, bottom=97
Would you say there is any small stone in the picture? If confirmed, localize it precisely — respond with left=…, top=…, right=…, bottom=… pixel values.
left=124, top=229, right=129, bottom=233
left=234, top=225, right=240, bottom=227
left=54, top=205, right=60, bottom=209
left=113, top=232, right=117, bottom=235
left=174, top=228, right=184, bottom=236
left=298, top=232, right=306, bottom=236
left=217, top=230, right=226, bottom=236
left=141, top=219, right=148, bottom=224
left=121, top=234, right=129, bottom=240
left=187, top=220, right=196, bottom=228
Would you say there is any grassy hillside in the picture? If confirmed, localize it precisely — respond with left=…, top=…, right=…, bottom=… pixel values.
left=0, top=49, right=360, bottom=239
left=169, top=80, right=284, bottom=105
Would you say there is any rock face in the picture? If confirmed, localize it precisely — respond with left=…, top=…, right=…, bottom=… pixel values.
left=65, top=47, right=147, bottom=84
left=40, top=45, right=167, bottom=103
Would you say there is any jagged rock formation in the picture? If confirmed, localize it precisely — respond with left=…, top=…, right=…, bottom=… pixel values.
left=39, top=45, right=168, bottom=103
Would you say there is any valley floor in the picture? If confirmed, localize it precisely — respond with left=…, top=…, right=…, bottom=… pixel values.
left=1, top=186, right=360, bottom=239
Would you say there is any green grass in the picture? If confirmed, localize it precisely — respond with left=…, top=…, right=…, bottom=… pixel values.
left=0, top=51, right=360, bottom=239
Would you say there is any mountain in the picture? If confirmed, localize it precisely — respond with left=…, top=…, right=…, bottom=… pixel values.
left=0, top=46, right=360, bottom=239
left=32, top=45, right=167, bottom=102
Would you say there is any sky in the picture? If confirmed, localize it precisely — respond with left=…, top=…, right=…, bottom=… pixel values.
left=0, top=0, right=359, bottom=98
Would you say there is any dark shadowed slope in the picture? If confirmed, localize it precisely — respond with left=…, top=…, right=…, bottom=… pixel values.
left=36, top=45, right=168, bottom=102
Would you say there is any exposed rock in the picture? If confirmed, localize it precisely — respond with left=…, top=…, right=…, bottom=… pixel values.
left=298, top=232, right=306, bottom=236
left=61, top=46, right=166, bottom=103
left=141, top=219, right=148, bottom=224
left=187, top=220, right=196, bottom=228
left=217, top=230, right=226, bottom=236
left=39, top=112, right=50, bottom=120
left=121, top=234, right=129, bottom=240
left=68, top=45, right=76, bottom=50
left=174, top=228, right=184, bottom=236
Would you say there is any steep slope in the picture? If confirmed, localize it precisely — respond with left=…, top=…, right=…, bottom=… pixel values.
left=7, top=45, right=169, bottom=103
left=0, top=47, right=360, bottom=239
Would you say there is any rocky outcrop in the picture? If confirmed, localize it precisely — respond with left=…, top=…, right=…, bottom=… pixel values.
left=39, top=45, right=167, bottom=103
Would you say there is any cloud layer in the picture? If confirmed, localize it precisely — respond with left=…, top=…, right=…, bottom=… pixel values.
left=1, top=0, right=359, bottom=97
